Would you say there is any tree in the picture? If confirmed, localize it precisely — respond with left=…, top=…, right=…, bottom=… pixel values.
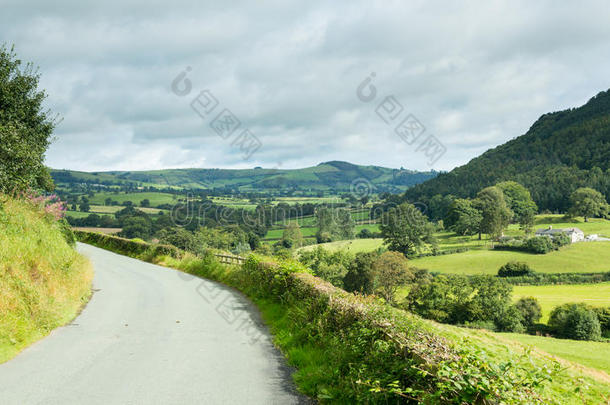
left=474, top=187, right=512, bottom=240
left=79, top=201, right=90, bottom=212
left=428, top=194, right=455, bottom=221
left=281, top=222, right=303, bottom=248
left=497, top=261, right=535, bottom=277
left=156, top=227, right=198, bottom=252
left=568, top=187, right=608, bottom=222
left=140, top=199, right=150, bottom=208
left=514, top=297, right=542, bottom=328
left=315, top=207, right=355, bottom=242
left=104, top=197, right=113, bottom=206
left=444, top=198, right=482, bottom=236
left=120, top=216, right=153, bottom=239
left=548, top=303, right=601, bottom=341
left=496, top=181, right=537, bottom=234
left=0, top=45, right=56, bottom=193
left=372, top=251, right=413, bottom=304
left=379, top=202, right=435, bottom=257
left=298, top=247, right=353, bottom=288
left=344, top=251, right=378, bottom=294
left=406, top=274, right=514, bottom=330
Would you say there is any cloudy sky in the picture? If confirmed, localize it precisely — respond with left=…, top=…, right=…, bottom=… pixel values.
left=2, top=1, right=610, bottom=172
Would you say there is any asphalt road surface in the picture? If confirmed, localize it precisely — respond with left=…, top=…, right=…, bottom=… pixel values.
left=0, top=243, right=306, bottom=404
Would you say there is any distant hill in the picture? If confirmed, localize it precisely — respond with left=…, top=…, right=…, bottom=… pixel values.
left=404, top=89, right=610, bottom=212
left=51, top=161, right=438, bottom=194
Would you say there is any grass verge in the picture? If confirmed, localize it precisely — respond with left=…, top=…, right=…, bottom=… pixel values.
left=0, top=197, right=93, bottom=363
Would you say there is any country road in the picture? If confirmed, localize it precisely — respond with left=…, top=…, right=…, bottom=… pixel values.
left=0, top=243, right=307, bottom=405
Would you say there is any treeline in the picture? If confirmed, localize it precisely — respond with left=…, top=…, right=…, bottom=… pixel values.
left=403, top=89, right=610, bottom=212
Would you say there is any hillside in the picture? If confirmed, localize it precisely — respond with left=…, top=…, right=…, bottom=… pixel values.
left=0, top=197, right=93, bottom=363
left=51, top=161, right=438, bottom=193
left=404, top=89, right=610, bottom=211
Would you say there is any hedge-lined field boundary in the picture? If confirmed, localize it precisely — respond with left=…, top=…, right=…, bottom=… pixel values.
left=75, top=230, right=183, bottom=260
left=77, top=231, right=610, bottom=403
left=499, top=271, right=610, bottom=285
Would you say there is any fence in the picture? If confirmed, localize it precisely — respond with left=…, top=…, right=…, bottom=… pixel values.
left=214, top=253, right=246, bottom=265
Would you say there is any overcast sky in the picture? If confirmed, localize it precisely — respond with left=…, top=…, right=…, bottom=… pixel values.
left=2, top=1, right=610, bottom=172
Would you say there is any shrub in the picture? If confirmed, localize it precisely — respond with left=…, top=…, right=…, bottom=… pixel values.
left=551, top=233, right=571, bottom=249
left=494, top=305, right=525, bottom=333
left=514, top=297, right=542, bottom=328
left=57, top=218, right=76, bottom=246
left=524, top=236, right=554, bottom=254
left=316, top=231, right=332, bottom=243
left=500, top=271, right=610, bottom=286
left=497, top=261, right=535, bottom=277
left=372, top=251, right=413, bottom=304
left=357, top=228, right=373, bottom=238
left=548, top=303, right=601, bottom=341
left=343, top=251, right=378, bottom=294
left=405, top=274, right=513, bottom=329
left=591, top=307, right=610, bottom=338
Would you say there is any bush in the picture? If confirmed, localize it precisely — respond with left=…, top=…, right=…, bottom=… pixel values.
left=514, top=297, right=542, bottom=328
left=495, top=235, right=566, bottom=254
left=57, top=218, right=76, bottom=246
left=551, top=233, right=571, bottom=249
left=75, top=230, right=183, bottom=260
left=548, top=303, right=601, bottom=341
left=524, top=236, right=554, bottom=254
left=499, top=271, right=610, bottom=286
left=591, top=307, right=610, bottom=338
left=405, top=274, right=513, bottom=329
left=497, top=261, right=535, bottom=277
left=343, top=251, right=378, bottom=294
left=316, top=231, right=332, bottom=243
left=494, top=305, right=525, bottom=333
left=357, top=228, right=373, bottom=238
left=372, top=251, right=412, bottom=304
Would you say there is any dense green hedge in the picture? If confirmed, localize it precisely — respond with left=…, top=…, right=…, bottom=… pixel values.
left=499, top=271, right=610, bottom=286
left=75, top=231, right=183, bottom=260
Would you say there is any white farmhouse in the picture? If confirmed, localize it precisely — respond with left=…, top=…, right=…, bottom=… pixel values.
left=535, top=226, right=585, bottom=243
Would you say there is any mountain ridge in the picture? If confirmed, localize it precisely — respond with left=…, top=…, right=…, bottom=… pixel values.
left=50, top=161, right=439, bottom=193
left=403, top=89, right=610, bottom=211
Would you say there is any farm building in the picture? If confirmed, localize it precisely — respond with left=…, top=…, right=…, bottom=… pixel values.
left=535, top=226, right=585, bottom=243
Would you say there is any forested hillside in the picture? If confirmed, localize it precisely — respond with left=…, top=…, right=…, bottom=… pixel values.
left=404, top=90, right=610, bottom=212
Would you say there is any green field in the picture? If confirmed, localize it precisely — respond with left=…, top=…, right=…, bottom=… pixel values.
left=508, top=215, right=610, bottom=238
left=298, top=238, right=384, bottom=253
left=65, top=210, right=111, bottom=219
left=513, top=283, right=610, bottom=322
left=209, top=197, right=257, bottom=210
left=274, top=196, right=342, bottom=205
left=409, top=241, right=610, bottom=275
left=88, top=205, right=166, bottom=215
left=89, top=192, right=178, bottom=206
left=498, top=332, right=610, bottom=375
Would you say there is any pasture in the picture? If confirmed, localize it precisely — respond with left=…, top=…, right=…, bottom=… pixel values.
left=513, top=283, right=610, bottom=322
left=89, top=191, right=178, bottom=207
left=498, top=332, right=610, bottom=375
left=409, top=241, right=610, bottom=275
left=298, top=238, right=384, bottom=253
left=88, top=205, right=166, bottom=215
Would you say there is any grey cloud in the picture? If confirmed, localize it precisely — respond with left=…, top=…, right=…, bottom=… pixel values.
left=2, top=0, right=609, bottom=172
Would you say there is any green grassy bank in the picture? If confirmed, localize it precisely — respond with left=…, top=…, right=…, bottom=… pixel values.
left=0, top=197, right=93, bottom=363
